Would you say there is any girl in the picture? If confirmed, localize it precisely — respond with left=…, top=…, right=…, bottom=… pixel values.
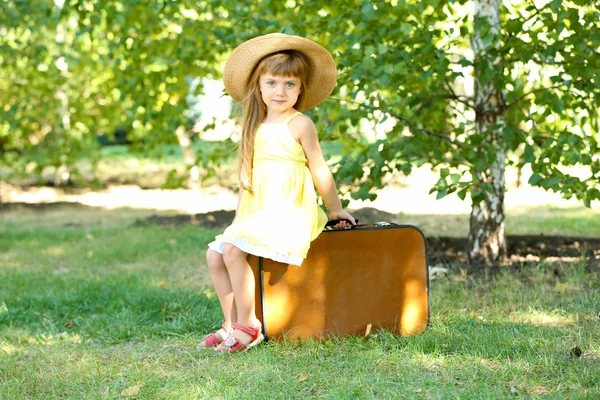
left=200, top=33, right=355, bottom=353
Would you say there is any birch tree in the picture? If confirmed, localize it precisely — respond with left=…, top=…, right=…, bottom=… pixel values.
left=470, top=0, right=506, bottom=262
left=285, top=0, right=600, bottom=265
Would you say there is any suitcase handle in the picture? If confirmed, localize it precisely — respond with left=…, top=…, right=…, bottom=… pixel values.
left=325, top=219, right=359, bottom=228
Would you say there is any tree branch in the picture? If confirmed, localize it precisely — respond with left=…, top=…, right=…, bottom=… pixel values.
left=504, top=84, right=567, bottom=110
left=328, top=96, right=467, bottom=149
left=521, top=0, right=547, bottom=26
left=443, top=79, right=475, bottom=109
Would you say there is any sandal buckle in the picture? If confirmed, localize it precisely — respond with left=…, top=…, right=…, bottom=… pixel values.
left=223, top=335, right=237, bottom=348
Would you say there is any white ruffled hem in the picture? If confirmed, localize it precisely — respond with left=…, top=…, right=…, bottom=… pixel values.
left=208, top=238, right=304, bottom=266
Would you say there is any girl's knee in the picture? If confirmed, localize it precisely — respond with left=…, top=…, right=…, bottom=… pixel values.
left=223, top=243, right=245, bottom=263
left=206, top=249, right=225, bottom=271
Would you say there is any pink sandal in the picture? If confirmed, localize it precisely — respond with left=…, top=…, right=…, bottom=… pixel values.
left=217, top=322, right=264, bottom=353
left=197, top=322, right=232, bottom=350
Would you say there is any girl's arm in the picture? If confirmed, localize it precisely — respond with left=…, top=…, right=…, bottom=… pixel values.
left=290, top=116, right=356, bottom=226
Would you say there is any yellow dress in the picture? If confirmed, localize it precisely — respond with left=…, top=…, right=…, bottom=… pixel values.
left=208, top=112, right=328, bottom=266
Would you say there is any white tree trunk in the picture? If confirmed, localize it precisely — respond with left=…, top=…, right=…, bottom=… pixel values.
left=175, top=125, right=199, bottom=189
left=53, top=17, right=71, bottom=186
left=469, top=0, right=507, bottom=265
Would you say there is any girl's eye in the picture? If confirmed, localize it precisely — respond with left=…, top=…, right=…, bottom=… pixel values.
left=267, top=81, right=275, bottom=86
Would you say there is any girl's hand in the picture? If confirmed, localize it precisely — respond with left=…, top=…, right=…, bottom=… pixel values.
left=328, top=209, right=356, bottom=229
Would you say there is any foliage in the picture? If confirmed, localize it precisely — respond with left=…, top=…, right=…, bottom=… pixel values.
left=283, top=0, right=600, bottom=208
left=0, top=0, right=232, bottom=183
left=1, top=0, right=598, bottom=204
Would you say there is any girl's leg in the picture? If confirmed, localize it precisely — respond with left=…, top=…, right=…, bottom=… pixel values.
left=199, top=249, right=236, bottom=347
left=222, top=244, right=260, bottom=344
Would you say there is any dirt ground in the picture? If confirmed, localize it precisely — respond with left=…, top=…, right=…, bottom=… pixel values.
left=132, top=206, right=600, bottom=272
left=3, top=171, right=599, bottom=272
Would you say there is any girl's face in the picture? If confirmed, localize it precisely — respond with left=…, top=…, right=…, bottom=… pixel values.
left=259, top=73, right=301, bottom=113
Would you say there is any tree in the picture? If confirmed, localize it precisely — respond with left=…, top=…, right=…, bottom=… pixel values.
left=0, top=0, right=234, bottom=185
left=281, top=0, right=599, bottom=265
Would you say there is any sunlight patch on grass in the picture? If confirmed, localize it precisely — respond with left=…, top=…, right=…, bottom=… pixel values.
left=32, top=332, right=84, bottom=346
left=409, top=353, right=445, bottom=370
left=508, top=310, right=579, bottom=327
left=0, top=204, right=163, bottom=230
left=1, top=328, right=84, bottom=350
left=1, top=343, right=17, bottom=355
left=510, top=204, right=600, bottom=217
left=41, top=246, right=67, bottom=256
left=0, top=259, right=22, bottom=270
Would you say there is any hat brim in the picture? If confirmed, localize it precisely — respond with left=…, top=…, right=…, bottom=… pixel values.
left=223, top=33, right=336, bottom=111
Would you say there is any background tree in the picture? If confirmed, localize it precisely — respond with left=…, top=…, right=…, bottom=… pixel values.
left=1, top=0, right=234, bottom=186
left=280, top=0, right=599, bottom=265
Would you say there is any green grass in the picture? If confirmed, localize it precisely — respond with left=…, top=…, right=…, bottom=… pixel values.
left=92, top=143, right=237, bottom=189
left=1, top=207, right=599, bottom=399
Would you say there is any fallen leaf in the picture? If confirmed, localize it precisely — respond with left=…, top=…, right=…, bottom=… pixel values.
left=429, top=266, right=448, bottom=280
left=85, top=233, right=94, bottom=240
left=87, top=251, right=94, bottom=258
left=121, top=384, right=143, bottom=396
left=364, top=323, right=372, bottom=338
left=169, top=239, right=177, bottom=245
left=297, top=374, right=309, bottom=382
left=554, top=282, right=566, bottom=293
left=415, top=388, right=422, bottom=393
left=510, top=386, right=518, bottom=394
left=469, top=311, right=485, bottom=321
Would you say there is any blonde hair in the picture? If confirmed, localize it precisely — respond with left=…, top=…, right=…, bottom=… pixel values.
left=238, top=50, right=310, bottom=192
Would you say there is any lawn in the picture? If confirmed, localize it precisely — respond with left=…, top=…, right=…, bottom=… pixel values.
left=1, top=205, right=599, bottom=399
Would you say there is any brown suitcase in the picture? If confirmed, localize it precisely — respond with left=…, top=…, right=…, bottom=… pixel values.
left=249, top=223, right=429, bottom=340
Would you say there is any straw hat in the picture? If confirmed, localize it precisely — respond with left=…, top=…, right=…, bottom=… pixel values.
left=223, top=33, right=336, bottom=111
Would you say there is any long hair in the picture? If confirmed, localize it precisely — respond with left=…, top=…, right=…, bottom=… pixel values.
left=238, top=50, right=310, bottom=192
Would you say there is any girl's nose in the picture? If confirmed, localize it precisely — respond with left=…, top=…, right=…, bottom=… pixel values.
left=275, top=84, right=285, bottom=95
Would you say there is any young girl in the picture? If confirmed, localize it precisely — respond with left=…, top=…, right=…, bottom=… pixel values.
left=199, top=33, right=355, bottom=353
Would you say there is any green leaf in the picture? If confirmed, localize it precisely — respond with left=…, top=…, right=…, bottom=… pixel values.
left=399, top=22, right=413, bottom=35
left=471, top=190, right=485, bottom=205
left=361, top=2, right=375, bottom=17
left=528, top=172, right=543, bottom=185
left=458, top=58, right=472, bottom=67
left=544, top=177, right=561, bottom=189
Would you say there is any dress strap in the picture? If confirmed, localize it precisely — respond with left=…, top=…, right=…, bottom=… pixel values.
left=283, top=111, right=302, bottom=125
